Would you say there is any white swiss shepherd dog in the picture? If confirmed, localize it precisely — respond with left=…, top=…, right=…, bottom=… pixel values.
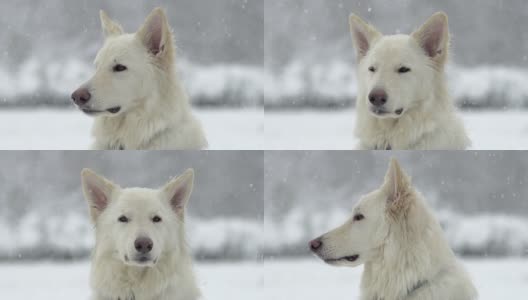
left=310, top=159, right=477, bottom=300
left=350, top=12, right=471, bottom=150
left=81, top=168, right=201, bottom=300
left=71, top=8, right=207, bottom=150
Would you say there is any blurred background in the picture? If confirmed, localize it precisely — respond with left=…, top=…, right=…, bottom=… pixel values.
left=0, top=151, right=263, bottom=261
left=265, top=0, right=528, bottom=108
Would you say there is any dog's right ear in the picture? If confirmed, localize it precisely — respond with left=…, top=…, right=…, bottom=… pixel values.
left=100, top=10, right=124, bottom=38
left=349, top=13, right=382, bottom=61
left=81, top=168, right=118, bottom=223
left=382, top=158, right=413, bottom=215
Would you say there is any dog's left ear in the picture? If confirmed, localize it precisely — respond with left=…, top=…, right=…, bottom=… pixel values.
left=382, top=158, right=413, bottom=215
left=137, top=7, right=172, bottom=57
left=162, top=169, right=194, bottom=216
left=411, top=12, right=449, bottom=66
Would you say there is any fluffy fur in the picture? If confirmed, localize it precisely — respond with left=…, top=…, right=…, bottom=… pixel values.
left=72, top=8, right=207, bottom=149
left=81, top=168, right=201, bottom=300
left=350, top=12, right=471, bottom=150
left=310, top=159, right=477, bottom=300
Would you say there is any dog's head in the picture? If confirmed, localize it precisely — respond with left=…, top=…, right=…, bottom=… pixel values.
left=349, top=12, right=449, bottom=119
left=310, top=158, right=414, bottom=267
left=71, top=8, right=175, bottom=117
left=81, top=168, right=194, bottom=267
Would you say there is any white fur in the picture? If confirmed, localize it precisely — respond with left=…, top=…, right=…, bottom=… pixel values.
left=350, top=12, right=471, bottom=150
left=311, top=159, right=478, bottom=300
left=74, top=8, right=207, bottom=149
left=81, top=168, right=201, bottom=300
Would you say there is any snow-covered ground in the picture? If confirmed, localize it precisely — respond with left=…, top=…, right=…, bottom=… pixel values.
left=1, top=108, right=527, bottom=150
left=0, top=260, right=264, bottom=300
left=263, top=258, right=528, bottom=300
left=0, top=108, right=263, bottom=150
left=0, top=259, right=525, bottom=299
left=265, top=109, right=528, bottom=150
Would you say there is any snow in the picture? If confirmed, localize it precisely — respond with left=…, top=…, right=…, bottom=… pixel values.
left=182, top=62, right=265, bottom=106
left=0, top=108, right=263, bottom=150
left=191, top=218, right=262, bottom=259
left=441, top=212, right=528, bottom=256
left=264, top=109, right=528, bottom=150
left=0, top=108, right=526, bottom=150
left=0, top=261, right=264, bottom=300
left=262, top=258, right=528, bottom=300
left=0, top=259, right=525, bottom=299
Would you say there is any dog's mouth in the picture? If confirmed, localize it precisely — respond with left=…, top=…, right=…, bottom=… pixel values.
left=369, top=106, right=404, bottom=117
left=106, top=106, right=121, bottom=114
left=124, top=254, right=157, bottom=266
left=80, top=106, right=121, bottom=115
left=324, top=255, right=359, bottom=264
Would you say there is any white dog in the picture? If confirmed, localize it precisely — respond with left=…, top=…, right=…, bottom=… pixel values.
left=82, top=168, right=201, bottom=300
left=310, top=159, right=477, bottom=299
left=350, top=12, right=471, bottom=150
left=72, top=8, right=207, bottom=150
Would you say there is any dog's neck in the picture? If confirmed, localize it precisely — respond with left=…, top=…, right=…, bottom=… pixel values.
left=355, top=74, right=452, bottom=150
left=358, top=102, right=442, bottom=150
left=92, top=78, right=193, bottom=150
left=91, top=238, right=200, bottom=300
left=360, top=200, right=454, bottom=300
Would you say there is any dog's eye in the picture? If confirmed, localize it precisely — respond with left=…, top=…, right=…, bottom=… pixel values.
left=398, top=66, right=411, bottom=73
left=113, top=64, right=127, bottom=72
left=118, top=215, right=129, bottom=223
left=368, top=66, right=376, bottom=72
left=353, top=214, right=365, bottom=221
left=152, top=215, right=162, bottom=223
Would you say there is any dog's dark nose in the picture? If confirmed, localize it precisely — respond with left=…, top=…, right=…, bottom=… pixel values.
left=134, top=237, right=153, bottom=254
left=309, top=238, right=323, bottom=251
left=71, top=87, right=91, bottom=106
left=368, top=89, right=387, bottom=107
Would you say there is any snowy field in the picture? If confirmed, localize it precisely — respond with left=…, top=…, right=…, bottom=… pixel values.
left=0, top=259, right=526, bottom=299
left=0, top=260, right=264, bottom=300
left=1, top=108, right=528, bottom=150
left=263, top=258, right=528, bottom=300
left=0, top=108, right=263, bottom=150
left=265, top=110, right=528, bottom=150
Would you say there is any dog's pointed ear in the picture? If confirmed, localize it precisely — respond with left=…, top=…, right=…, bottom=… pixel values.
left=162, top=169, right=194, bottom=217
left=81, top=168, right=118, bottom=223
left=349, top=13, right=382, bottom=61
left=137, top=7, right=171, bottom=57
left=411, top=12, right=449, bottom=66
left=100, top=10, right=124, bottom=38
left=383, top=158, right=413, bottom=214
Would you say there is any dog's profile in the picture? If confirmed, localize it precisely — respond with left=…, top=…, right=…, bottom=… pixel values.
left=350, top=12, right=471, bottom=150
left=81, top=168, right=201, bottom=300
left=71, top=8, right=207, bottom=150
left=310, top=159, right=477, bottom=299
